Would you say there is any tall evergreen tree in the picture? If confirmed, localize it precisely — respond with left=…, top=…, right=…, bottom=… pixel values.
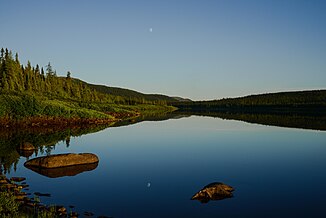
left=46, top=62, right=53, bottom=77
left=0, top=48, right=165, bottom=106
left=0, top=48, right=4, bottom=61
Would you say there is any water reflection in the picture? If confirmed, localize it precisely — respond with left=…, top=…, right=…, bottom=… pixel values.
left=1, top=111, right=325, bottom=174
left=112, top=110, right=326, bottom=131
left=111, top=112, right=190, bottom=127
left=1, top=114, right=326, bottom=217
left=0, top=124, right=109, bottom=174
left=17, top=142, right=35, bottom=158
left=174, top=111, right=326, bottom=131
left=0, top=112, right=188, bottom=173
left=17, top=148, right=34, bottom=158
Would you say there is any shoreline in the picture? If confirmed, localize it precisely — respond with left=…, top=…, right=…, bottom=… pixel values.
left=0, top=174, right=82, bottom=217
left=0, top=112, right=140, bottom=129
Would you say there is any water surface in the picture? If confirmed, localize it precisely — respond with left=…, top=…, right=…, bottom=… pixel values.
left=4, top=115, right=326, bottom=217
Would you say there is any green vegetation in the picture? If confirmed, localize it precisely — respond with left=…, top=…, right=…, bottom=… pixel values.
left=172, top=90, right=326, bottom=115
left=81, top=79, right=191, bottom=103
left=0, top=191, right=20, bottom=216
left=0, top=175, right=59, bottom=217
left=0, top=48, right=176, bottom=125
left=171, top=90, right=326, bottom=131
left=1, top=47, right=324, bottom=126
left=0, top=190, right=59, bottom=218
left=0, top=93, right=111, bottom=120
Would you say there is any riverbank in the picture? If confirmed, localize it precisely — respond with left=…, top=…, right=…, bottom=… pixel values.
left=0, top=91, right=176, bottom=129
left=0, top=116, right=119, bottom=129
left=0, top=93, right=176, bottom=129
left=0, top=174, right=79, bottom=217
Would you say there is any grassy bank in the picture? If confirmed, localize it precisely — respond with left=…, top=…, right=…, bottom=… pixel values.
left=0, top=48, right=178, bottom=126
left=0, top=92, right=176, bottom=127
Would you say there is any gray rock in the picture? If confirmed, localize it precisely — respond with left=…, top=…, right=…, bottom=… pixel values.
left=24, top=153, right=99, bottom=169
left=191, top=182, right=234, bottom=203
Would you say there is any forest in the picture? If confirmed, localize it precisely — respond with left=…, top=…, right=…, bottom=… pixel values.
left=0, top=48, right=175, bottom=124
left=1, top=48, right=325, bottom=126
left=172, top=90, right=326, bottom=115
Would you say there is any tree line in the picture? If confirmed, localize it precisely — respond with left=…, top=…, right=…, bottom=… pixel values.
left=172, top=90, right=326, bottom=115
left=0, top=48, right=166, bottom=105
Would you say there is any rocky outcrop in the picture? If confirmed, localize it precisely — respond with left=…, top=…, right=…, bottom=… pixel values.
left=25, top=162, right=98, bottom=178
left=191, top=182, right=234, bottom=203
left=24, top=153, right=99, bottom=169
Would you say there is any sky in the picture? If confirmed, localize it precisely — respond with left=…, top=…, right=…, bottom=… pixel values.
left=1, top=0, right=325, bottom=100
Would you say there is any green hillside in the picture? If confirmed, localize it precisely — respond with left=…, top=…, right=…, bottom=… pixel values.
left=0, top=48, right=176, bottom=126
left=1, top=48, right=324, bottom=126
left=79, top=79, right=192, bottom=103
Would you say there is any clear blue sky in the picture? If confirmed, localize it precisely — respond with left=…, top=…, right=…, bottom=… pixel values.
left=1, top=0, right=325, bottom=100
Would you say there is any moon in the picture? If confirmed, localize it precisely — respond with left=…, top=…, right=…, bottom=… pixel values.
left=149, top=28, right=153, bottom=32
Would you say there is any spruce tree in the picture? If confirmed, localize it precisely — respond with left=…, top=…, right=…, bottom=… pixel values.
left=0, top=48, right=4, bottom=61
left=67, top=71, right=71, bottom=79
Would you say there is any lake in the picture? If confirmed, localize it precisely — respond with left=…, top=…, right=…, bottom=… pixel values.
left=3, top=114, right=326, bottom=217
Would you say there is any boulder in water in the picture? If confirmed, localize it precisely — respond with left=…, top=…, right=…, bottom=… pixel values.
left=24, top=153, right=99, bottom=169
left=25, top=162, right=98, bottom=178
left=191, top=182, right=234, bottom=203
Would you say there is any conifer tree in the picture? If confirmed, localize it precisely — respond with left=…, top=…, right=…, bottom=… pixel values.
left=46, top=62, right=53, bottom=77
left=0, top=48, right=4, bottom=61
left=41, top=67, right=45, bottom=80
left=0, top=48, right=164, bottom=106
left=67, top=71, right=71, bottom=79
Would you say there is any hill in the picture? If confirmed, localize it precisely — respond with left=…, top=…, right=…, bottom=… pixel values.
left=1, top=48, right=324, bottom=127
left=77, top=79, right=192, bottom=103
left=172, top=90, right=326, bottom=115
left=0, top=48, right=176, bottom=127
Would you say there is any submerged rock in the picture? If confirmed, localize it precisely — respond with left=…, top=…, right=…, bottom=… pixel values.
left=191, top=182, right=234, bottom=203
left=84, top=211, right=94, bottom=216
left=10, top=177, right=26, bottom=182
left=25, top=162, right=98, bottom=178
left=34, top=192, right=51, bottom=197
left=24, top=153, right=99, bottom=169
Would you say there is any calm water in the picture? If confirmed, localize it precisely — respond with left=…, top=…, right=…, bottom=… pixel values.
left=5, top=116, right=326, bottom=217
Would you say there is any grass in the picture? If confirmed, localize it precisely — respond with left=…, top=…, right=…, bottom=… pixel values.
left=0, top=176, right=59, bottom=218
left=0, top=191, right=20, bottom=216
left=0, top=92, right=176, bottom=123
left=0, top=191, right=58, bottom=218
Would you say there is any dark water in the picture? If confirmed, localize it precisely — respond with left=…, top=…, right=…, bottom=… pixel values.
left=3, top=115, right=326, bottom=217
